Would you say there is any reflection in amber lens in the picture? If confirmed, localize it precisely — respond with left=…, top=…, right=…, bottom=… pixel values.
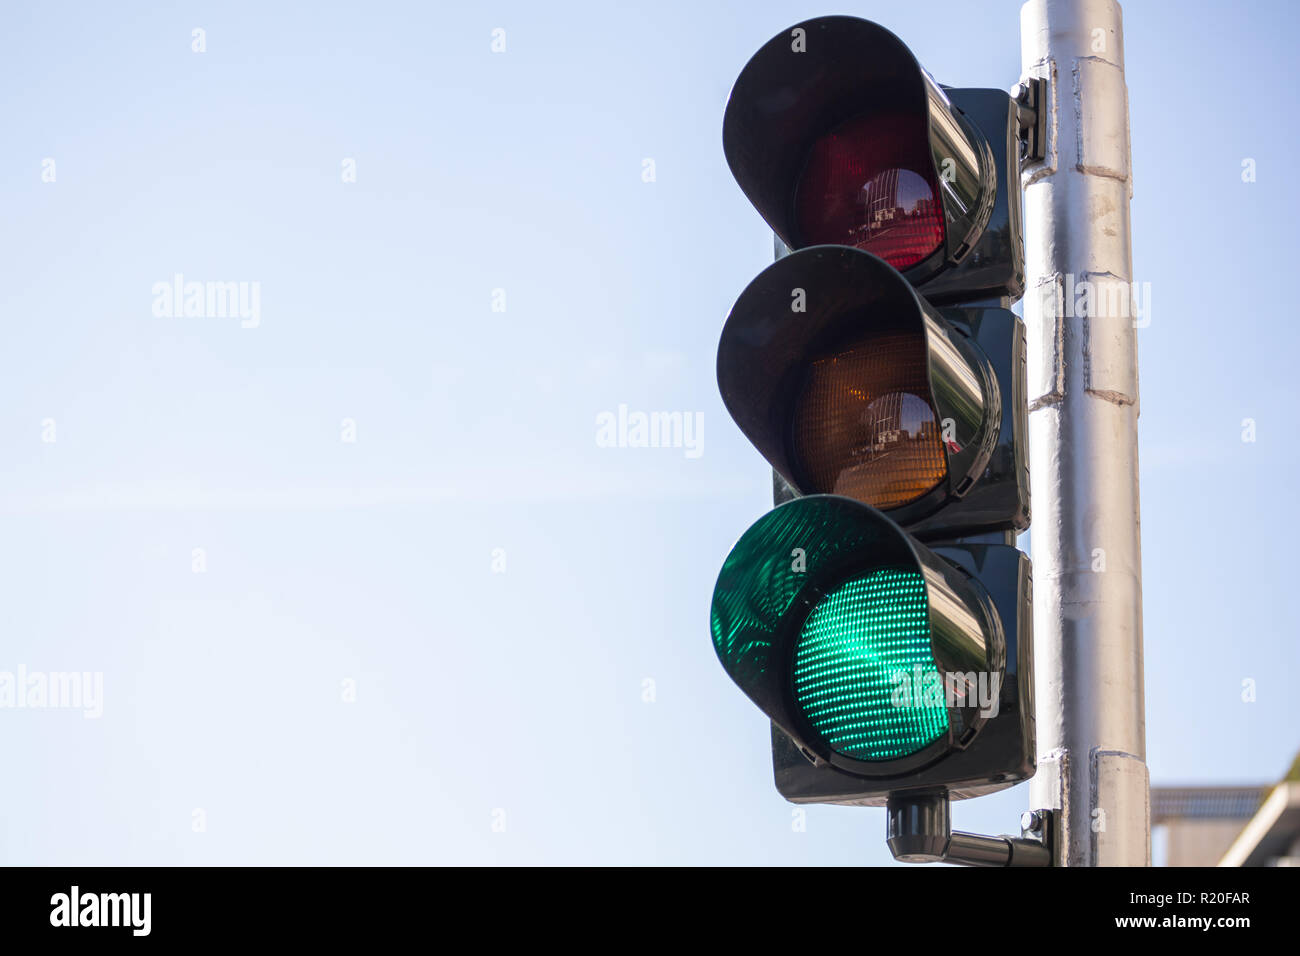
left=793, top=332, right=947, bottom=509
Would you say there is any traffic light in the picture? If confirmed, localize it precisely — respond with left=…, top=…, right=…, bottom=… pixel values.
left=711, top=16, right=1037, bottom=809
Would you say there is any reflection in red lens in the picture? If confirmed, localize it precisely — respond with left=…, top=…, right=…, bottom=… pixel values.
left=795, top=113, right=945, bottom=269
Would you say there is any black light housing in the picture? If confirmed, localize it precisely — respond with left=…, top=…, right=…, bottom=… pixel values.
left=717, top=245, right=1029, bottom=540
left=710, top=495, right=1034, bottom=804
left=722, top=15, right=1024, bottom=301
left=711, top=15, right=1036, bottom=814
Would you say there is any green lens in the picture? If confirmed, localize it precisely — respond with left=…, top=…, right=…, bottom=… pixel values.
left=792, top=568, right=947, bottom=761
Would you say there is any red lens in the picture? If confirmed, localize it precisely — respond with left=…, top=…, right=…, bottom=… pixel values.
left=794, top=114, right=945, bottom=270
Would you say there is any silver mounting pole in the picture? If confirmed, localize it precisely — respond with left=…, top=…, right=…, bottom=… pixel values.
left=1019, top=0, right=1150, bottom=865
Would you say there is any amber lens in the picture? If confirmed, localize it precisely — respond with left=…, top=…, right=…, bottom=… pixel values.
left=793, top=332, right=947, bottom=509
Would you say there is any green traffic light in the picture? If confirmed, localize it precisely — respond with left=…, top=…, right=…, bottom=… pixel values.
left=709, top=495, right=954, bottom=760
left=710, top=493, right=1034, bottom=803
left=792, top=569, right=948, bottom=761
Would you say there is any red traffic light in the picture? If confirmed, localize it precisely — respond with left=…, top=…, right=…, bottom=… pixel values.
left=722, top=16, right=995, bottom=286
left=795, top=113, right=946, bottom=270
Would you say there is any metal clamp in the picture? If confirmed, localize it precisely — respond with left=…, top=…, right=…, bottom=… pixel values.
left=886, top=790, right=1054, bottom=867
left=1014, top=76, right=1048, bottom=166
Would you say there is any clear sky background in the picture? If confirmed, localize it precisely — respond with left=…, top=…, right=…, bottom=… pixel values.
left=0, top=0, right=1295, bottom=865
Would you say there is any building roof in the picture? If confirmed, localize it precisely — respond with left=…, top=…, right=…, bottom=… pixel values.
left=1150, top=786, right=1269, bottom=823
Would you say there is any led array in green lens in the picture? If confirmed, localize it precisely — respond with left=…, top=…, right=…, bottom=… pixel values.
left=792, top=569, right=947, bottom=761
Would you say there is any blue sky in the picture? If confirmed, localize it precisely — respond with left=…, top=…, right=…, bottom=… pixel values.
left=0, top=0, right=1295, bottom=864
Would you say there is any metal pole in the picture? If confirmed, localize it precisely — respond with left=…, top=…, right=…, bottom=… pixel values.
left=1019, top=0, right=1150, bottom=865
